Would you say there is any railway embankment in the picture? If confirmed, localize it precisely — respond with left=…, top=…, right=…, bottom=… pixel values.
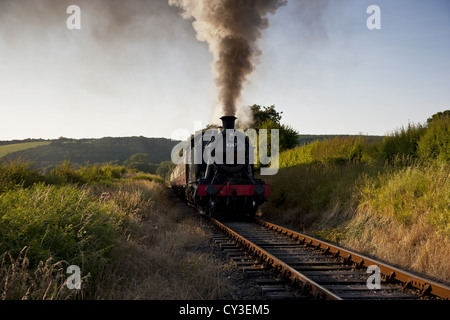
left=259, top=119, right=449, bottom=285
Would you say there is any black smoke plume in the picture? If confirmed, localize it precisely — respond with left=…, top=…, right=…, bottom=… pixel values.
left=169, top=0, right=287, bottom=116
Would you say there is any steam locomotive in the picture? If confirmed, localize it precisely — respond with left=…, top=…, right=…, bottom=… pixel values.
left=170, top=116, right=270, bottom=217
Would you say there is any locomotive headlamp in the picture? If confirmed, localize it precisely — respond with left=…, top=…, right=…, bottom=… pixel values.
left=254, top=185, right=265, bottom=196
left=206, top=185, right=218, bottom=196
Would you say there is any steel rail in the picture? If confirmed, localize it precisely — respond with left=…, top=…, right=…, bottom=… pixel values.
left=209, top=217, right=342, bottom=300
left=255, top=218, right=450, bottom=300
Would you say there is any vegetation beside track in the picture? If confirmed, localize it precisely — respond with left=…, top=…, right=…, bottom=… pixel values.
left=259, top=111, right=450, bottom=283
left=0, top=161, right=231, bottom=299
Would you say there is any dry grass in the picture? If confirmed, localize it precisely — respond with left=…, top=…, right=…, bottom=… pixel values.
left=1, top=178, right=233, bottom=300
left=0, top=247, right=84, bottom=300
left=261, top=161, right=450, bottom=284
left=92, top=180, right=233, bottom=300
left=342, top=210, right=450, bottom=283
left=340, top=162, right=450, bottom=283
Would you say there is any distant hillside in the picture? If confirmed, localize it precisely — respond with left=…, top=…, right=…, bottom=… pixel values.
left=0, top=141, right=51, bottom=157
left=3, top=137, right=180, bottom=171
left=1, top=134, right=383, bottom=172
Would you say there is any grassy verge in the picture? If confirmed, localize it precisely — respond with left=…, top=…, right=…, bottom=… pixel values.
left=0, top=161, right=231, bottom=299
left=259, top=114, right=450, bottom=283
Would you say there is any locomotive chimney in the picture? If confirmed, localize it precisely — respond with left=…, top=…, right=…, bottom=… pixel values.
left=220, top=116, right=237, bottom=130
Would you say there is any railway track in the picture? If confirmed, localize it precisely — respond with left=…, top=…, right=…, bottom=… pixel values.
left=207, top=217, right=450, bottom=300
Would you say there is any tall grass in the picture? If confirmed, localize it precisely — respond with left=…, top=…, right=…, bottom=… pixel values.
left=357, top=162, right=449, bottom=234
left=259, top=114, right=450, bottom=282
left=379, top=122, right=426, bottom=162
left=0, top=160, right=232, bottom=299
left=417, top=115, right=450, bottom=162
left=280, top=136, right=367, bottom=168
left=0, top=183, right=123, bottom=298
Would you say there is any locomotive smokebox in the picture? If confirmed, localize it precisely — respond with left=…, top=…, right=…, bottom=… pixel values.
left=220, top=116, right=237, bottom=130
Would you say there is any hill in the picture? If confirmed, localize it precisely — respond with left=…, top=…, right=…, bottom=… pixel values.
left=2, top=136, right=180, bottom=172
left=1, top=134, right=383, bottom=173
left=0, top=141, right=52, bottom=158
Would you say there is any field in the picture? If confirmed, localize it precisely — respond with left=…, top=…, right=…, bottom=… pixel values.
left=0, top=141, right=51, bottom=158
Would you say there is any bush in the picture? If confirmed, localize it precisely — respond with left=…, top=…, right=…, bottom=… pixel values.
left=0, top=159, right=41, bottom=193
left=379, top=122, right=426, bottom=162
left=0, top=183, right=122, bottom=269
left=46, top=162, right=129, bottom=185
left=417, top=115, right=449, bottom=162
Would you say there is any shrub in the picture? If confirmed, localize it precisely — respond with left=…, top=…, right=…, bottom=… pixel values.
left=46, top=161, right=84, bottom=184
left=379, top=122, right=426, bottom=162
left=0, top=159, right=41, bottom=193
left=417, top=115, right=450, bottom=162
left=0, top=183, right=122, bottom=269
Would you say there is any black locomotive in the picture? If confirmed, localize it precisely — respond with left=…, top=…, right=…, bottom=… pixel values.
left=170, top=116, right=270, bottom=217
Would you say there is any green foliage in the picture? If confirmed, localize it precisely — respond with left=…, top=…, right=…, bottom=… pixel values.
left=418, top=113, right=449, bottom=162
left=0, top=183, right=122, bottom=269
left=250, top=104, right=283, bottom=127
left=156, top=161, right=176, bottom=180
left=125, top=153, right=151, bottom=164
left=129, top=174, right=166, bottom=184
left=358, top=163, right=449, bottom=235
left=0, top=159, right=42, bottom=193
left=250, top=105, right=299, bottom=152
left=262, top=110, right=450, bottom=238
left=427, top=110, right=450, bottom=125
left=124, top=153, right=160, bottom=174
left=46, top=161, right=128, bottom=185
left=279, top=136, right=370, bottom=168
left=379, top=122, right=427, bottom=162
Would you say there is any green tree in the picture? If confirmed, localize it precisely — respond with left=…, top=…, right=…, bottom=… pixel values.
left=124, top=153, right=151, bottom=165
left=427, top=110, right=450, bottom=125
left=250, top=105, right=299, bottom=152
left=124, top=153, right=158, bottom=174
left=156, top=161, right=176, bottom=180
left=418, top=111, right=449, bottom=162
left=250, top=105, right=282, bottom=128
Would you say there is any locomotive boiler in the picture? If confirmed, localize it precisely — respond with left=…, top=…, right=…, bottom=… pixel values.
left=170, top=116, right=270, bottom=217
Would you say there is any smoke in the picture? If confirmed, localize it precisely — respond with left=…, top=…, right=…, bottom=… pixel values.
left=168, top=0, right=287, bottom=116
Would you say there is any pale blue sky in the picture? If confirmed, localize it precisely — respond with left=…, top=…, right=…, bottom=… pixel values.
left=0, top=0, right=449, bottom=140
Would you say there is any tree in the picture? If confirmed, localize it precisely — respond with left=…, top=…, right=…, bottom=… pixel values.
left=156, top=161, right=176, bottom=180
left=427, top=110, right=450, bottom=125
left=249, top=105, right=299, bottom=152
left=419, top=111, right=449, bottom=162
left=124, top=153, right=150, bottom=165
left=124, top=153, right=159, bottom=174
left=250, top=105, right=282, bottom=128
